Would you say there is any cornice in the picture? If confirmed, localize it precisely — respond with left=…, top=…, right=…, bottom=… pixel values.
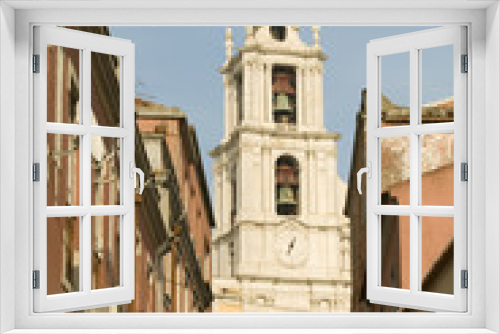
left=210, top=125, right=340, bottom=157
left=220, top=46, right=327, bottom=74
left=135, top=103, right=185, bottom=120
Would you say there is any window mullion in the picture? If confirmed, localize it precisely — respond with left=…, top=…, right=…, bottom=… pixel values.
left=411, top=206, right=454, bottom=217
left=413, top=122, right=454, bottom=135
left=82, top=48, right=92, bottom=294
left=372, top=126, right=411, bottom=138
left=46, top=206, right=89, bottom=217
left=409, top=48, right=420, bottom=294
left=89, top=205, right=129, bottom=216
left=90, top=126, right=129, bottom=138
left=372, top=205, right=411, bottom=216
left=46, top=123, right=88, bottom=135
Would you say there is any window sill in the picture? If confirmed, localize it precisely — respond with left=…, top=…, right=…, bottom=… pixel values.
left=4, top=329, right=497, bottom=334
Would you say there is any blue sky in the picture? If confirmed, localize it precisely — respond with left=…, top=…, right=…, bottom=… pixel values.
left=110, top=26, right=453, bottom=190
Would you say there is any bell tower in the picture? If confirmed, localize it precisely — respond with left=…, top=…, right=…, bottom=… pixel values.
left=211, top=27, right=351, bottom=312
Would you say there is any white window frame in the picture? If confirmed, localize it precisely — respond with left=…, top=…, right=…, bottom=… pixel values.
left=365, top=26, right=467, bottom=312
left=0, top=2, right=498, bottom=333
left=33, top=26, right=136, bottom=313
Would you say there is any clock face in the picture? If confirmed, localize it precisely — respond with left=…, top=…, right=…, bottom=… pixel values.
left=275, top=224, right=308, bottom=268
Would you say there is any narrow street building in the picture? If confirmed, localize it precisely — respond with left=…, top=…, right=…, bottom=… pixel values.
left=136, top=99, right=215, bottom=312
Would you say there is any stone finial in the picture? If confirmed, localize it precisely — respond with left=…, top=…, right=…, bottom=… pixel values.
left=225, top=27, right=233, bottom=62
left=245, top=26, right=254, bottom=45
left=312, top=26, right=320, bottom=48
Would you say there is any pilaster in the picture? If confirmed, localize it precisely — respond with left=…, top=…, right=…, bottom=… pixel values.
left=223, top=74, right=230, bottom=139
left=264, top=63, right=272, bottom=124
left=309, top=65, right=318, bottom=129
left=230, top=78, right=238, bottom=131
left=308, top=150, right=317, bottom=214
left=303, top=66, right=310, bottom=127
left=302, top=148, right=310, bottom=216
left=221, top=161, right=231, bottom=235
left=315, top=65, right=324, bottom=129
left=261, top=147, right=272, bottom=215
left=213, top=165, right=222, bottom=235
left=255, top=61, right=264, bottom=125
left=296, top=67, right=304, bottom=129
left=243, top=60, right=252, bottom=125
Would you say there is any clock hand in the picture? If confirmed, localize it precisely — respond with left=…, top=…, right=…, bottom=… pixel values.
left=287, top=237, right=296, bottom=255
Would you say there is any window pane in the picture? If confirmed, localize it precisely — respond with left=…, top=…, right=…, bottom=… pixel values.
left=91, top=216, right=121, bottom=290
left=421, top=133, right=454, bottom=206
left=91, top=137, right=121, bottom=206
left=381, top=136, right=410, bottom=205
left=47, top=133, right=80, bottom=206
left=421, top=45, right=454, bottom=124
left=91, top=52, right=121, bottom=127
left=421, top=216, right=454, bottom=295
left=381, top=215, right=410, bottom=290
left=47, top=217, right=80, bottom=295
left=47, top=45, right=81, bottom=124
left=380, top=52, right=410, bottom=127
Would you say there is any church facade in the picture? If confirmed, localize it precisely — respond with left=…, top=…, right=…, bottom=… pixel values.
left=211, top=26, right=351, bottom=312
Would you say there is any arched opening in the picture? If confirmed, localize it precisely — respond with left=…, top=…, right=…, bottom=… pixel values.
left=270, top=26, right=287, bottom=41
left=272, top=65, right=296, bottom=125
left=275, top=155, right=299, bottom=215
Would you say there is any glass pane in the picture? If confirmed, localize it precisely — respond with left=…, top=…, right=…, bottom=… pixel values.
left=380, top=52, right=410, bottom=127
left=47, top=45, right=81, bottom=124
left=381, top=136, right=410, bottom=205
left=91, top=52, right=121, bottom=127
left=421, top=45, right=454, bottom=124
left=91, top=137, right=121, bottom=206
left=381, top=215, right=410, bottom=290
left=47, top=133, right=80, bottom=206
left=47, top=217, right=80, bottom=295
left=421, top=216, right=454, bottom=295
left=91, top=216, right=121, bottom=290
left=421, top=133, right=454, bottom=206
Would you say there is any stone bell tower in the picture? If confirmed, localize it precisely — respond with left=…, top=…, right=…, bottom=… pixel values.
left=211, top=26, right=351, bottom=312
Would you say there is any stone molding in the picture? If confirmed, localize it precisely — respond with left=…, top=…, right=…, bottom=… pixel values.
left=211, top=125, right=340, bottom=157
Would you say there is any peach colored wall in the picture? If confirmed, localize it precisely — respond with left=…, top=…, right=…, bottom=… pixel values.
left=388, top=164, right=454, bottom=289
left=387, top=180, right=410, bottom=290
left=420, top=165, right=454, bottom=279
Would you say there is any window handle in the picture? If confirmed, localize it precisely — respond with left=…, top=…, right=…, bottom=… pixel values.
left=129, top=162, right=145, bottom=195
left=357, top=162, right=371, bottom=195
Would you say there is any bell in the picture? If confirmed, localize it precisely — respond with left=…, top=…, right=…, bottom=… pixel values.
left=278, top=185, right=296, bottom=205
left=279, top=114, right=290, bottom=124
left=275, top=93, right=292, bottom=112
left=273, top=73, right=295, bottom=94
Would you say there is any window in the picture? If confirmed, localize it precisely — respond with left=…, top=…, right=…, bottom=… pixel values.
left=2, top=3, right=493, bottom=332
left=275, top=155, right=299, bottom=215
left=33, top=26, right=138, bottom=312
left=235, top=73, right=243, bottom=125
left=270, top=26, right=287, bottom=41
left=363, top=26, right=467, bottom=312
